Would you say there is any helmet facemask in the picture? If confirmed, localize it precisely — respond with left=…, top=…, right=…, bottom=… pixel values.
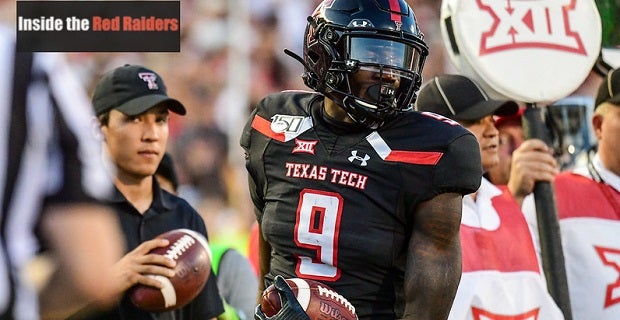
left=301, top=13, right=428, bottom=129
left=337, top=36, right=424, bottom=128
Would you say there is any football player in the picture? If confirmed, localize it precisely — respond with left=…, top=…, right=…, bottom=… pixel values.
left=241, top=0, right=482, bottom=319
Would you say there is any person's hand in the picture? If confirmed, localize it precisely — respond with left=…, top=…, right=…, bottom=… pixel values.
left=110, top=238, right=176, bottom=293
left=508, top=139, right=559, bottom=206
left=254, top=275, right=310, bottom=320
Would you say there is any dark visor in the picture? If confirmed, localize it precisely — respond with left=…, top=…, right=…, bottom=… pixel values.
left=349, top=37, right=422, bottom=72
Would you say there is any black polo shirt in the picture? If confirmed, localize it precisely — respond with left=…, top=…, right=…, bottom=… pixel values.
left=81, top=177, right=224, bottom=320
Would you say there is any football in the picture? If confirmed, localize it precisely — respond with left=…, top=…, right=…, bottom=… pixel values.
left=260, top=278, right=358, bottom=320
left=129, top=228, right=211, bottom=312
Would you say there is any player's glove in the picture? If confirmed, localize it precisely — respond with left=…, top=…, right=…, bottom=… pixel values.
left=254, top=275, right=310, bottom=320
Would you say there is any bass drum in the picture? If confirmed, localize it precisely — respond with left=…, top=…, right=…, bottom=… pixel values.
left=440, top=0, right=601, bottom=104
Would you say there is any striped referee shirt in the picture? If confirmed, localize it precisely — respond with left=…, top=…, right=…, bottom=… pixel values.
left=0, top=26, right=112, bottom=319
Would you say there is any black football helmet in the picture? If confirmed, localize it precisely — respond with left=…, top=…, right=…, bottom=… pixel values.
left=293, top=0, right=428, bottom=128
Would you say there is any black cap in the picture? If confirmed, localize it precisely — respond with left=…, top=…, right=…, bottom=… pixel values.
left=415, top=74, right=518, bottom=121
left=595, top=67, right=620, bottom=109
left=92, top=64, right=186, bottom=116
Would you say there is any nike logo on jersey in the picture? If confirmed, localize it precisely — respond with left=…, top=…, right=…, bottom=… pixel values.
left=348, top=150, right=370, bottom=166
left=472, top=307, right=540, bottom=320
left=595, top=246, right=620, bottom=308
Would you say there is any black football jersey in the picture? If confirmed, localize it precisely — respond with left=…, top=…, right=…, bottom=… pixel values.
left=241, top=91, right=481, bottom=319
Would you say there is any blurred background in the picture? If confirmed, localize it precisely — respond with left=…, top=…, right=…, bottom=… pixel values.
left=51, top=0, right=450, bottom=256
left=7, top=0, right=615, bottom=256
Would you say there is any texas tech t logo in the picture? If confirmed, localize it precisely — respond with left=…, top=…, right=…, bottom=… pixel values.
left=138, top=72, right=159, bottom=90
left=478, top=0, right=585, bottom=55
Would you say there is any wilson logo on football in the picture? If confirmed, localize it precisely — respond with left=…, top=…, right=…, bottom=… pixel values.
left=478, top=0, right=586, bottom=55
left=293, top=139, right=318, bottom=155
left=350, top=19, right=372, bottom=28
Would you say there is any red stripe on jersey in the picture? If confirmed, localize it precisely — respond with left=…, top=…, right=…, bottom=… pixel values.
left=388, top=0, right=402, bottom=23
left=385, top=150, right=443, bottom=165
left=252, top=115, right=285, bottom=142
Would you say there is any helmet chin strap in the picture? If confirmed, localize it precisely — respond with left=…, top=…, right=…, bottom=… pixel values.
left=342, top=96, right=382, bottom=129
left=335, top=79, right=401, bottom=129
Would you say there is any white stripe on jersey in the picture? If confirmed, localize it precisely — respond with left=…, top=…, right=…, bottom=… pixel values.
left=365, top=131, right=391, bottom=160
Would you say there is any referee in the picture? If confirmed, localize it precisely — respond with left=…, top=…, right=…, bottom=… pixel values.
left=0, top=26, right=124, bottom=319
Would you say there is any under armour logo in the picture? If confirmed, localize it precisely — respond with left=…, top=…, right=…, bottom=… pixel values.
left=381, top=86, right=395, bottom=96
left=348, top=150, right=370, bottom=166
left=350, top=19, right=373, bottom=28
left=138, top=72, right=159, bottom=90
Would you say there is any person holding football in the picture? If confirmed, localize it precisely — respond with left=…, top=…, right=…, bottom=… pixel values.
left=156, top=152, right=259, bottom=320
left=69, top=64, right=224, bottom=320
left=241, top=0, right=482, bottom=319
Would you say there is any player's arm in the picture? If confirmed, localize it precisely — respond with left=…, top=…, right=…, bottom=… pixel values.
left=257, top=221, right=272, bottom=296
left=402, top=192, right=463, bottom=320
left=242, top=105, right=270, bottom=301
left=37, top=204, right=125, bottom=319
left=34, top=53, right=127, bottom=319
